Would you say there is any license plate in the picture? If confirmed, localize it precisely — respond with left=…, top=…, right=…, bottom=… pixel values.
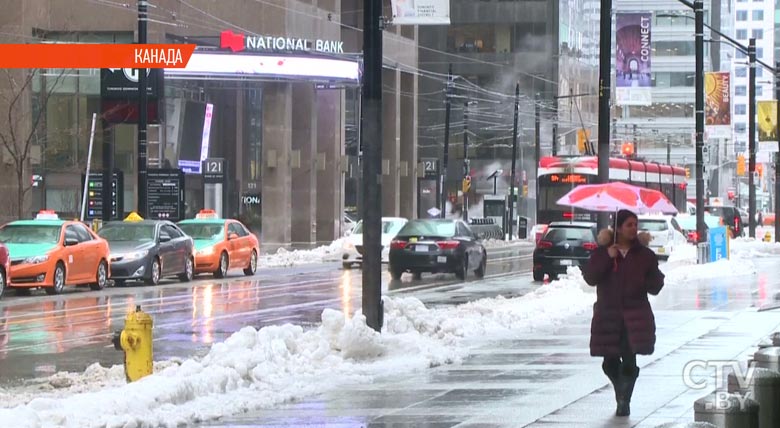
left=437, top=256, right=447, bottom=263
left=657, top=247, right=665, bottom=253
left=415, top=245, right=429, bottom=252
left=560, top=259, right=573, bottom=266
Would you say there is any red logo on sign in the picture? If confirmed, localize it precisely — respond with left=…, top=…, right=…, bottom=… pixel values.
left=220, top=30, right=245, bottom=52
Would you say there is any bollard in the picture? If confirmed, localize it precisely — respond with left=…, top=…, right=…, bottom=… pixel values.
left=753, top=347, right=780, bottom=372
left=694, top=392, right=759, bottom=428
left=728, top=368, right=780, bottom=428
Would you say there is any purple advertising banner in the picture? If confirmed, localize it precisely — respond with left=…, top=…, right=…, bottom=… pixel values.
left=616, top=13, right=652, bottom=106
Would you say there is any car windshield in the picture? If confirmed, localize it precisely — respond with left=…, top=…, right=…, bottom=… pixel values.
left=0, top=224, right=61, bottom=244
left=397, top=220, right=456, bottom=237
left=544, top=226, right=594, bottom=243
left=353, top=220, right=406, bottom=235
left=98, top=224, right=156, bottom=242
left=639, top=220, right=668, bottom=232
left=180, top=223, right=224, bottom=240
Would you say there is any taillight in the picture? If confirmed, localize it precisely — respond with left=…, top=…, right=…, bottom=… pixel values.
left=734, top=216, right=740, bottom=231
left=688, top=232, right=699, bottom=242
left=437, top=240, right=460, bottom=250
left=563, top=212, right=574, bottom=219
left=390, top=240, right=407, bottom=250
left=583, top=242, right=598, bottom=251
left=537, top=240, right=553, bottom=249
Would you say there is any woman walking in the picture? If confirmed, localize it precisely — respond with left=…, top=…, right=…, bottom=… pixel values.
left=583, top=209, right=665, bottom=417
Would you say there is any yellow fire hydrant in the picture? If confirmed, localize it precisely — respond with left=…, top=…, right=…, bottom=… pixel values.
left=765, top=231, right=773, bottom=242
left=111, top=305, right=153, bottom=382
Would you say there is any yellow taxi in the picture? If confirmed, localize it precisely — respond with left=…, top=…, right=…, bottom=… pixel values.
left=178, top=210, right=259, bottom=278
left=0, top=210, right=111, bottom=294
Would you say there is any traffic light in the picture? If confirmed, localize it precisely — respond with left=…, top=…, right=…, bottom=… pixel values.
left=685, top=167, right=690, bottom=179
left=757, top=163, right=764, bottom=178
left=577, top=129, right=590, bottom=154
left=737, top=154, right=746, bottom=176
left=621, top=142, right=634, bottom=158
left=462, top=176, right=472, bottom=193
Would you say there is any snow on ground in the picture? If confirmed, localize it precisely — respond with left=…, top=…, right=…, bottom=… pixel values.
left=0, top=271, right=596, bottom=428
left=258, top=238, right=345, bottom=268
left=481, top=238, right=535, bottom=249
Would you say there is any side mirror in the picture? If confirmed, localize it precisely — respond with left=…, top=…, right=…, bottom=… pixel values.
left=159, top=234, right=171, bottom=243
left=228, top=233, right=239, bottom=241
left=65, top=238, right=79, bottom=247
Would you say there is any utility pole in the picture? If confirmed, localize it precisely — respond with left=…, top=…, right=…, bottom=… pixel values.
left=101, top=120, right=113, bottom=222
left=694, top=0, right=706, bottom=245
left=509, top=82, right=520, bottom=240
left=534, top=93, right=541, bottom=213
left=666, top=136, right=671, bottom=165
left=552, top=97, right=558, bottom=156
left=440, top=64, right=452, bottom=218
left=137, top=0, right=148, bottom=217
left=633, top=124, right=638, bottom=157
left=597, top=0, right=613, bottom=231
left=462, top=101, right=470, bottom=221
left=776, top=61, right=780, bottom=242
left=361, top=0, right=383, bottom=332
left=748, top=37, right=757, bottom=238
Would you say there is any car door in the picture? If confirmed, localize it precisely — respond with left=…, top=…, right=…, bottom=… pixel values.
left=456, top=222, right=478, bottom=270
left=158, top=224, right=179, bottom=275
left=227, top=222, right=247, bottom=267
left=164, top=223, right=187, bottom=274
left=73, top=224, right=100, bottom=280
left=63, top=225, right=86, bottom=282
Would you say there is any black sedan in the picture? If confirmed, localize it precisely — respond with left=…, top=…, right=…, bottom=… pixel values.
left=388, top=219, right=486, bottom=280
left=98, top=220, right=195, bottom=286
left=532, top=221, right=598, bottom=282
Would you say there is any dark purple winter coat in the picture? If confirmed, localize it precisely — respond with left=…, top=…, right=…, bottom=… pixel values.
left=583, top=229, right=665, bottom=357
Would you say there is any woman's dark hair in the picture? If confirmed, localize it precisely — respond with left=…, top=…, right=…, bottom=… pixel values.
left=616, top=209, right=638, bottom=228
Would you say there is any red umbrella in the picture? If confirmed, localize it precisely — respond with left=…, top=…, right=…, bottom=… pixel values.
left=556, top=182, right=678, bottom=215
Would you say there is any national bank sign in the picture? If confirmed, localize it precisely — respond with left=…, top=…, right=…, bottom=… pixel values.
left=220, top=30, right=344, bottom=54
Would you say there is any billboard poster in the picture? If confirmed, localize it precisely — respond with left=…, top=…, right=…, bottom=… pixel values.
left=705, top=72, right=731, bottom=137
left=391, top=0, right=450, bottom=25
left=615, top=13, right=652, bottom=106
left=758, top=100, right=778, bottom=142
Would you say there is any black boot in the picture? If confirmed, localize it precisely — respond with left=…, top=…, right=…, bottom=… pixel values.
left=616, top=366, right=639, bottom=417
left=602, top=360, right=623, bottom=403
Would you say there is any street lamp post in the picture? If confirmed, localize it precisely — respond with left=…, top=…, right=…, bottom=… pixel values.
left=596, top=0, right=612, bottom=231
left=776, top=61, right=780, bottom=242
left=748, top=38, right=757, bottom=238
left=694, top=0, right=706, bottom=245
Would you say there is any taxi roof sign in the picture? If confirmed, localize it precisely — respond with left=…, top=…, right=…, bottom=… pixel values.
left=195, top=209, right=219, bottom=219
left=124, top=212, right=144, bottom=222
left=35, top=210, right=59, bottom=220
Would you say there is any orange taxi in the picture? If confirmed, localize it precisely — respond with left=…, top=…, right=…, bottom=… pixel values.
left=178, top=210, right=259, bottom=278
left=0, top=211, right=111, bottom=295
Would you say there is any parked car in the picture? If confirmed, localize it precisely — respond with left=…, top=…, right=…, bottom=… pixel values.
left=704, top=205, right=743, bottom=237
left=0, top=210, right=110, bottom=295
left=342, top=217, right=408, bottom=268
left=675, top=214, right=722, bottom=243
left=388, top=219, right=486, bottom=280
left=533, top=221, right=598, bottom=282
left=98, top=219, right=194, bottom=286
left=637, top=214, right=688, bottom=260
left=178, top=210, right=260, bottom=278
left=0, top=242, right=8, bottom=299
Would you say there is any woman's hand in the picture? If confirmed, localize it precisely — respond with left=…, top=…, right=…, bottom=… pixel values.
left=607, top=244, right=619, bottom=259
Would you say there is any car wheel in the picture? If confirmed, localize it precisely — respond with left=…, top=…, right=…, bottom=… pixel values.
left=455, top=255, right=468, bottom=280
left=475, top=253, right=486, bottom=278
left=45, top=263, right=66, bottom=295
left=243, top=250, right=257, bottom=276
left=145, top=257, right=161, bottom=286
left=412, top=271, right=422, bottom=280
left=0, top=267, right=5, bottom=300
left=389, top=266, right=403, bottom=280
left=214, top=252, right=229, bottom=278
left=533, top=270, right=545, bottom=282
left=89, top=260, right=108, bottom=291
left=179, top=256, right=194, bottom=282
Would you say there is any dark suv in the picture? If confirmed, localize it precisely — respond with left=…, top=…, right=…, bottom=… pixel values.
left=704, top=205, right=742, bottom=237
left=532, top=221, right=598, bottom=282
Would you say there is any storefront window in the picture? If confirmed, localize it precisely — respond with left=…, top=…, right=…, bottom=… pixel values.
left=245, top=89, right=262, bottom=182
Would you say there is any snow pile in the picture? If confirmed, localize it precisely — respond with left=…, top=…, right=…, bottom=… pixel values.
left=259, top=238, right=344, bottom=268
left=662, top=242, right=756, bottom=284
left=729, top=238, right=780, bottom=259
left=481, top=238, right=534, bottom=249
left=0, top=273, right=594, bottom=428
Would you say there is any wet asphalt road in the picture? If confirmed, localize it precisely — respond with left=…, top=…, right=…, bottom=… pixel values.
left=0, top=244, right=535, bottom=384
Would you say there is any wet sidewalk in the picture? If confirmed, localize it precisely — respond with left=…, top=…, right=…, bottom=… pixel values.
left=204, top=261, right=780, bottom=428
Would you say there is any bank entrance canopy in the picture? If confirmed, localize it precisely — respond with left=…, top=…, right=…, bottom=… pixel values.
left=164, top=50, right=360, bottom=85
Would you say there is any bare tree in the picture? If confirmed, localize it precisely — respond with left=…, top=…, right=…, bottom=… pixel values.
left=0, top=68, right=67, bottom=219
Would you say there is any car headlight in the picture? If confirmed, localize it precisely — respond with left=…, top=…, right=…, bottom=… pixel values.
left=24, top=255, right=49, bottom=265
left=198, top=246, right=215, bottom=256
left=122, top=250, right=149, bottom=261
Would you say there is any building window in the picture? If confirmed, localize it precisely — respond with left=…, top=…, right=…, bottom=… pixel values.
left=736, top=50, right=747, bottom=59
left=737, top=29, right=748, bottom=39
left=752, top=29, right=763, bottom=39
left=737, top=10, right=748, bottom=20
left=653, top=41, right=695, bottom=56
left=752, top=10, right=764, bottom=20
left=757, top=86, right=763, bottom=96
left=736, top=67, right=747, bottom=77
left=736, top=123, right=747, bottom=133
left=757, top=47, right=763, bottom=58
left=756, top=67, right=763, bottom=77
left=735, top=104, right=747, bottom=115
left=736, top=85, right=747, bottom=96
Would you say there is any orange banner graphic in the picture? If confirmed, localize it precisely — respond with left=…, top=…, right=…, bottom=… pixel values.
left=0, top=44, right=196, bottom=68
